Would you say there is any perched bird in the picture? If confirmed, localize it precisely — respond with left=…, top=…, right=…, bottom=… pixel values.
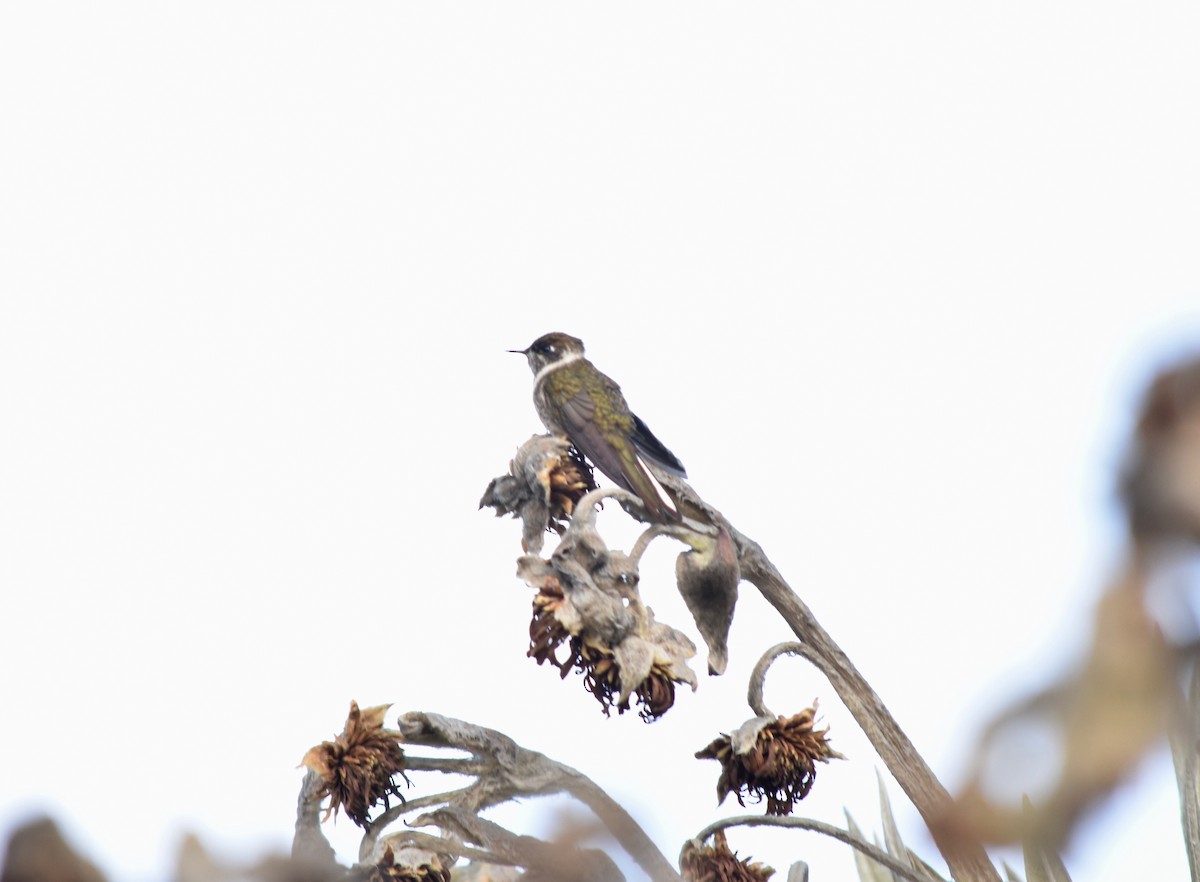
left=512, top=332, right=687, bottom=522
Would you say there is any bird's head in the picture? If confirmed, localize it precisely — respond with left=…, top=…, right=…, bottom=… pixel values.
left=510, top=332, right=586, bottom=376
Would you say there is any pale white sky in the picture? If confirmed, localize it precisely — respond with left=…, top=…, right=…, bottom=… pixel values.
left=2, top=3, right=1199, bottom=881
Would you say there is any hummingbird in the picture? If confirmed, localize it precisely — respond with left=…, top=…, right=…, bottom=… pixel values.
left=512, top=332, right=688, bottom=522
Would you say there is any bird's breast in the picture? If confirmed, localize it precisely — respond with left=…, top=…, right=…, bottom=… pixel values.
left=532, top=386, right=566, bottom=435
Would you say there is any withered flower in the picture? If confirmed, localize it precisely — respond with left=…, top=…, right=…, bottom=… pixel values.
left=351, top=846, right=451, bottom=882
left=680, top=830, right=774, bottom=882
left=548, top=445, right=596, bottom=525
left=525, top=571, right=694, bottom=722
left=301, top=701, right=408, bottom=828
left=696, top=708, right=844, bottom=815
left=575, top=634, right=681, bottom=722
left=528, top=574, right=575, bottom=674
left=480, top=436, right=597, bottom=552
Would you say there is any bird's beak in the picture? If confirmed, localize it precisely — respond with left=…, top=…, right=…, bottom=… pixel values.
left=507, top=348, right=528, bottom=355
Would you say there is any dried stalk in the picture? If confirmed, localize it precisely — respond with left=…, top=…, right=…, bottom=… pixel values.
left=747, top=642, right=823, bottom=718
left=487, top=440, right=1000, bottom=880
left=293, top=769, right=337, bottom=868
left=732, top=531, right=999, bottom=882
left=395, top=712, right=682, bottom=882
left=653, top=472, right=1000, bottom=882
left=379, top=829, right=510, bottom=865
left=692, top=815, right=933, bottom=882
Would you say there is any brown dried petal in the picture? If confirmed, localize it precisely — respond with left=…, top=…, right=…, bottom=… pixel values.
left=530, top=625, right=683, bottom=722
left=528, top=579, right=575, bottom=677
left=546, top=445, right=597, bottom=524
left=680, top=831, right=774, bottom=882
left=301, top=701, right=409, bottom=828
left=696, top=709, right=843, bottom=815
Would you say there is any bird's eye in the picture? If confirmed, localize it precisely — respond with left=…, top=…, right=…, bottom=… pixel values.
left=546, top=345, right=557, bottom=354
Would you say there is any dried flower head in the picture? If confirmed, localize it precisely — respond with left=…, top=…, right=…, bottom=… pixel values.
left=547, top=445, right=596, bottom=524
left=680, top=831, right=774, bottom=882
left=696, top=708, right=844, bottom=815
left=350, top=846, right=451, bottom=882
left=480, top=436, right=598, bottom=553
left=301, top=701, right=409, bottom=828
left=524, top=565, right=696, bottom=722
left=528, top=573, right=576, bottom=673
left=574, top=633, right=681, bottom=722
left=527, top=577, right=681, bottom=721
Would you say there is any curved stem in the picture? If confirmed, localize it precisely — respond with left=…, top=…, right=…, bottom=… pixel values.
left=559, top=768, right=683, bottom=882
left=748, top=641, right=824, bottom=718
left=731, top=530, right=1000, bottom=882
left=571, top=487, right=641, bottom=530
left=693, top=815, right=935, bottom=882
left=360, top=787, right=478, bottom=862
left=630, top=525, right=670, bottom=566
left=629, top=522, right=708, bottom=567
left=403, top=757, right=483, bottom=774
left=292, top=769, right=337, bottom=866
left=380, top=830, right=512, bottom=866
left=396, top=712, right=683, bottom=882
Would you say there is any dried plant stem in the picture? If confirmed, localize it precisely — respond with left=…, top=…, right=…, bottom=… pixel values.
left=397, top=712, right=683, bottom=882
left=630, top=524, right=672, bottom=565
left=403, top=757, right=486, bottom=774
left=619, top=470, right=998, bottom=879
left=694, top=815, right=933, bottom=882
left=393, top=787, right=477, bottom=814
left=731, top=530, right=1001, bottom=882
left=380, top=830, right=511, bottom=866
left=293, top=770, right=337, bottom=866
left=748, top=642, right=824, bottom=718
left=556, top=768, right=683, bottom=882
left=360, top=787, right=478, bottom=862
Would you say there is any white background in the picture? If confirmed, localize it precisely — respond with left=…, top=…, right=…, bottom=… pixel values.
left=2, top=3, right=1199, bottom=880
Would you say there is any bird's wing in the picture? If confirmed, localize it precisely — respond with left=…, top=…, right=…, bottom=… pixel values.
left=557, top=391, right=639, bottom=495
left=630, top=413, right=688, bottom=478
